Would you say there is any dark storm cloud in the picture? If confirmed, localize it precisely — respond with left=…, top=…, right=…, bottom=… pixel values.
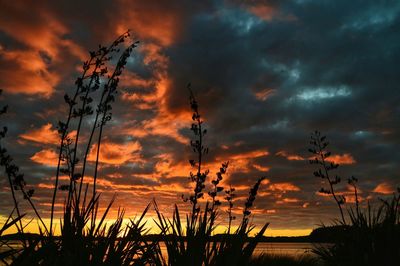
left=159, top=0, right=400, bottom=227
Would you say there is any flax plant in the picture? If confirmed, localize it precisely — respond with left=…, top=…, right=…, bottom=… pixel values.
left=0, top=90, right=47, bottom=234
left=309, top=130, right=346, bottom=224
left=153, top=86, right=269, bottom=266
left=308, top=131, right=400, bottom=265
left=0, top=33, right=162, bottom=265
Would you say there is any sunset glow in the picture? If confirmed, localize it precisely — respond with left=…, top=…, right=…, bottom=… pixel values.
left=0, top=0, right=399, bottom=240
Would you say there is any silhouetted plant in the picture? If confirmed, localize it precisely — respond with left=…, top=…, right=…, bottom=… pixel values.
left=154, top=86, right=269, bottom=266
left=0, top=90, right=47, bottom=234
left=308, top=131, right=400, bottom=266
left=208, top=161, right=228, bottom=211
left=0, top=32, right=164, bottom=265
left=186, top=84, right=210, bottom=222
left=313, top=191, right=400, bottom=266
left=309, top=130, right=346, bottom=224
left=50, top=31, right=138, bottom=236
left=225, top=185, right=236, bottom=234
left=348, top=175, right=359, bottom=215
left=0, top=32, right=278, bottom=265
left=0, top=209, right=26, bottom=264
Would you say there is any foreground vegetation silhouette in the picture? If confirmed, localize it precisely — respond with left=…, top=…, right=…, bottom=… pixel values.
left=0, top=32, right=399, bottom=266
left=0, top=32, right=270, bottom=266
left=308, top=131, right=400, bottom=266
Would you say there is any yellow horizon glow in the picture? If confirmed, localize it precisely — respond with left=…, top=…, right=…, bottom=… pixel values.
left=1, top=216, right=312, bottom=237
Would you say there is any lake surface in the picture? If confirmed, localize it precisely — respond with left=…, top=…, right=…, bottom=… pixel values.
left=254, top=242, right=317, bottom=256
left=157, top=242, right=317, bottom=258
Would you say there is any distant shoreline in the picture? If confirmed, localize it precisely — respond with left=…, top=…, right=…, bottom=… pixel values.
left=0, top=232, right=331, bottom=243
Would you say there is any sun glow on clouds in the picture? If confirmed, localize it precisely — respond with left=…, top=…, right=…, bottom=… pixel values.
left=0, top=2, right=85, bottom=59
left=254, top=88, right=276, bottom=101
left=88, top=141, right=143, bottom=165
left=276, top=151, right=305, bottom=161
left=115, top=0, right=181, bottom=47
left=19, top=123, right=60, bottom=145
left=325, top=153, right=356, bottom=165
left=276, top=197, right=300, bottom=204
left=277, top=151, right=355, bottom=165
left=247, top=5, right=276, bottom=21
left=30, top=148, right=58, bottom=166
left=217, top=149, right=269, bottom=173
left=245, top=2, right=296, bottom=22
left=154, top=153, right=189, bottom=178
left=0, top=2, right=87, bottom=97
left=0, top=0, right=398, bottom=237
left=0, top=49, right=59, bottom=97
left=268, top=182, right=300, bottom=192
left=373, top=182, right=395, bottom=195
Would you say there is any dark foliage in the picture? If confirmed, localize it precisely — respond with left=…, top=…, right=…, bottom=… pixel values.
left=309, top=131, right=400, bottom=266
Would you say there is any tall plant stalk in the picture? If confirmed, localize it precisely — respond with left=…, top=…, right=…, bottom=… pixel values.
left=50, top=54, right=96, bottom=236
left=309, top=131, right=346, bottom=224
left=0, top=102, right=23, bottom=234
left=75, top=31, right=131, bottom=206
left=51, top=31, right=137, bottom=235
left=188, top=85, right=209, bottom=228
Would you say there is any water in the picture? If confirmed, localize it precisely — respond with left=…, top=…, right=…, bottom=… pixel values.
left=254, top=242, right=316, bottom=256
left=156, top=242, right=317, bottom=258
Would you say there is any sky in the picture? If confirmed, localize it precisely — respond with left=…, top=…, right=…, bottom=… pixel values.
left=0, top=0, right=399, bottom=236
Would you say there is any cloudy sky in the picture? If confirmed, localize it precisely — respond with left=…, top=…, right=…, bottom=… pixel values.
left=0, top=0, right=399, bottom=236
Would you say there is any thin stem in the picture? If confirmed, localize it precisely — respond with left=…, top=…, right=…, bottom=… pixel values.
left=68, top=72, right=98, bottom=206
left=77, top=31, right=131, bottom=205
left=92, top=119, right=104, bottom=201
left=6, top=173, right=23, bottom=234
left=316, top=138, right=346, bottom=224
left=189, top=88, right=204, bottom=229
left=50, top=56, right=95, bottom=236
left=192, top=117, right=203, bottom=223
left=354, top=184, right=359, bottom=216
left=89, top=42, right=137, bottom=226
left=20, top=187, right=49, bottom=234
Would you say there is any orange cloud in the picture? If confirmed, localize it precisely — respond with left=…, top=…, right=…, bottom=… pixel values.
left=248, top=5, right=277, bottom=21
left=114, top=1, right=185, bottom=47
left=229, top=150, right=269, bottom=161
left=308, top=153, right=356, bottom=165
left=120, top=70, right=156, bottom=89
left=252, top=164, right=270, bottom=172
left=0, top=49, right=59, bottom=97
left=153, top=153, right=191, bottom=178
left=254, top=88, right=276, bottom=101
left=30, top=148, right=59, bottom=166
left=0, top=2, right=85, bottom=59
left=19, top=123, right=60, bottom=145
left=245, top=2, right=296, bottom=22
left=122, top=76, right=191, bottom=144
left=0, top=2, right=86, bottom=97
left=216, top=149, right=269, bottom=173
left=276, top=197, right=300, bottom=204
left=373, top=182, right=395, bottom=195
left=88, top=140, right=143, bottom=165
left=325, top=153, right=356, bottom=165
left=268, top=182, right=300, bottom=192
left=276, top=151, right=305, bottom=161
